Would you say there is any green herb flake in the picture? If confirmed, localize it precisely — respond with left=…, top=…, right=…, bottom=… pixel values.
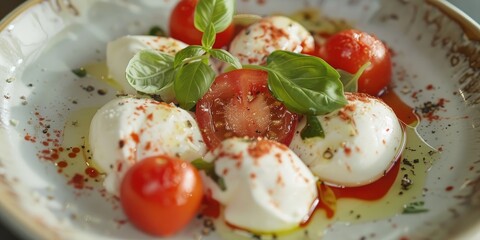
left=72, top=68, right=87, bottom=78
left=402, top=201, right=429, bottom=214
left=148, top=26, right=166, bottom=37
left=191, top=158, right=227, bottom=191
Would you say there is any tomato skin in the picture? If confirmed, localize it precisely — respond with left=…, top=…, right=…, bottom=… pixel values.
left=169, top=0, right=235, bottom=48
left=120, top=155, right=203, bottom=236
left=196, top=69, right=298, bottom=150
left=320, top=29, right=392, bottom=96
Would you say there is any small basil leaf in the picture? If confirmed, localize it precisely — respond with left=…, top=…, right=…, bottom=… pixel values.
left=191, top=158, right=227, bottom=191
left=210, top=49, right=242, bottom=69
left=266, top=50, right=347, bottom=115
left=195, top=0, right=235, bottom=33
left=174, top=61, right=215, bottom=110
left=126, top=50, right=175, bottom=94
left=174, top=46, right=206, bottom=68
left=202, top=23, right=216, bottom=49
left=338, top=62, right=371, bottom=92
left=301, top=115, right=325, bottom=139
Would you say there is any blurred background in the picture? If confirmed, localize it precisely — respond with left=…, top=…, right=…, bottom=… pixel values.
left=0, top=0, right=478, bottom=239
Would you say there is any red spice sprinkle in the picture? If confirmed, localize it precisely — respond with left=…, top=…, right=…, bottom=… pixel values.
left=118, top=140, right=125, bottom=149
left=24, top=134, right=36, bottom=143
left=247, top=140, right=272, bottom=159
left=130, top=132, right=140, bottom=144
left=72, top=147, right=81, bottom=153
left=344, top=146, right=352, bottom=155
left=146, top=113, right=153, bottom=121
left=51, top=153, right=59, bottom=160
left=85, top=167, right=99, bottom=178
left=68, top=152, right=77, bottom=158
left=57, top=161, right=68, bottom=168
left=144, top=141, right=151, bottom=151
left=42, top=141, right=49, bottom=146
left=115, top=219, right=128, bottom=225
left=68, top=174, right=85, bottom=189
left=445, top=186, right=454, bottom=192
left=426, top=84, right=434, bottom=90
left=117, top=163, right=123, bottom=172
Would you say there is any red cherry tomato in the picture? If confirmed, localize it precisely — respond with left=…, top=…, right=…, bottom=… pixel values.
left=320, top=29, right=392, bottom=96
left=120, top=155, right=203, bottom=236
left=169, top=0, right=235, bottom=48
left=196, top=69, right=298, bottom=150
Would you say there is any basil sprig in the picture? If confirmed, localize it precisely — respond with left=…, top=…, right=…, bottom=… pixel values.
left=126, top=0, right=350, bottom=120
left=126, top=0, right=240, bottom=109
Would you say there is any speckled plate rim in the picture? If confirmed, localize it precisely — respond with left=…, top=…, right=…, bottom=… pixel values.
left=0, top=2, right=64, bottom=240
left=0, top=0, right=480, bottom=240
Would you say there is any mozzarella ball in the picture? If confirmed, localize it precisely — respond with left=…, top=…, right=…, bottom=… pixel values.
left=89, top=97, right=206, bottom=195
left=202, top=138, right=317, bottom=233
left=228, top=16, right=314, bottom=66
left=290, top=93, right=405, bottom=187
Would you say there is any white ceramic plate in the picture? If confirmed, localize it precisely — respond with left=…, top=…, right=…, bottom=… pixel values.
left=1, top=0, right=480, bottom=239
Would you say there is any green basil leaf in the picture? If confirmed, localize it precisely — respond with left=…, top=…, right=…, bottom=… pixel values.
left=157, top=81, right=176, bottom=103
left=210, top=49, right=242, bottom=69
left=174, top=46, right=206, bottom=68
left=301, top=115, right=325, bottom=139
left=174, top=61, right=215, bottom=110
left=126, top=50, right=175, bottom=94
left=191, top=158, right=227, bottom=191
left=194, top=0, right=235, bottom=33
left=202, top=23, right=216, bottom=49
left=266, top=50, right=347, bottom=115
left=338, top=62, right=371, bottom=92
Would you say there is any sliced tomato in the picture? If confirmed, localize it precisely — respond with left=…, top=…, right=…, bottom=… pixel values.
left=320, top=29, right=392, bottom=96
left=196, top=69, right=298, bottom=150
left=169, top=0, right=235, bottom=48
left=120, top=155, right=203, bottom=236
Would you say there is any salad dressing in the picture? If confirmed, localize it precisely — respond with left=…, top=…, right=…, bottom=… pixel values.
left=83, top=61, right=123, bottom=91
left=59, top=107, right=103, bottom=189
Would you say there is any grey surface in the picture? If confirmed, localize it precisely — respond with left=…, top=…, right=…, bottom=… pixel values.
left=448, top=0, right=480, bottom=23
left=0, top=0, right=478, bottom=240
